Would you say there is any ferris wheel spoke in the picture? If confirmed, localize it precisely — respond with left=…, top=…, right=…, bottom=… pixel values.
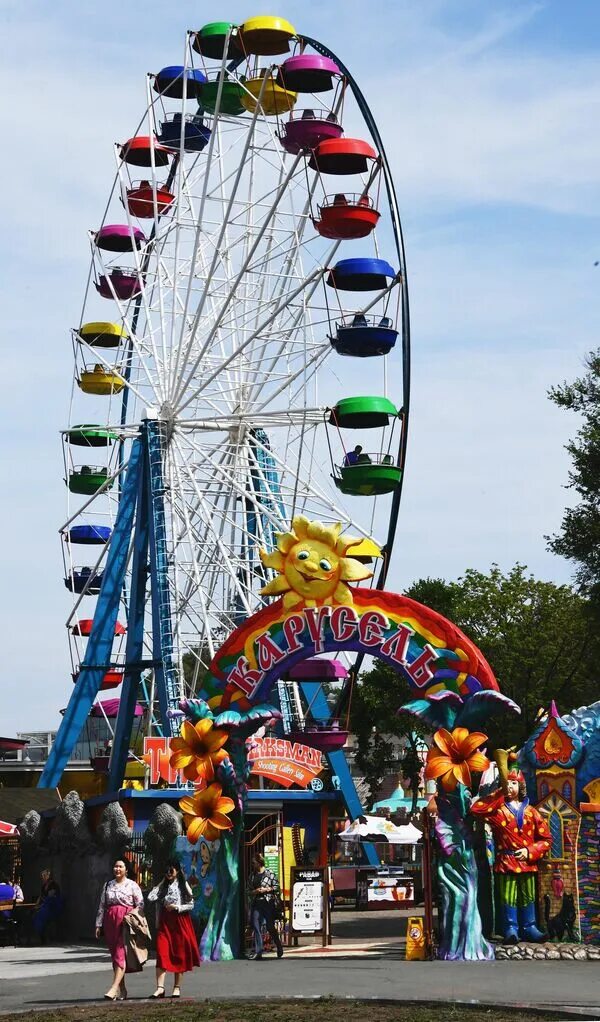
left=172, top=153, right=304, bottom=407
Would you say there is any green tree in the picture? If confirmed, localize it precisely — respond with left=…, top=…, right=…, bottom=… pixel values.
left=351, top=566, right=600, bottom=791
left=548, top=349, right=600, bottom=598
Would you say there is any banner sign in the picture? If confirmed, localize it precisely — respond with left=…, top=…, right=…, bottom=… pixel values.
left=199, top=588, right=498, bottom=714
left=143, top=736, right=184, bottom=786
left=247, top=736, right=324, bottom=789
left=143, top=735, right=323, bottom=791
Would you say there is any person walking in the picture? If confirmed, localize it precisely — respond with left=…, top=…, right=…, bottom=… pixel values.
left=147, top=860, right=199, bottom=998
left=95, top=858, right=144, bottom=1000
left=249, top=853, right=283, bottom=960
left=148, top=858, right=199, bottom=993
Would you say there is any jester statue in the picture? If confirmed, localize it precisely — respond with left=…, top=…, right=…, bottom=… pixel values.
left=471, top=765, right=550, bottom=943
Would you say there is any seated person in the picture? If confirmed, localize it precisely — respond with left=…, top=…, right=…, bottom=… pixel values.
left=343, top=445, right=363, bottom=467
left=0, top=877, right=16, bottom=921
left=32, top=870, right=63, bottom=942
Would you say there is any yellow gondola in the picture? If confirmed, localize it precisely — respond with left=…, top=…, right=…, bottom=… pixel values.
left=78, top=322, right=128, bottom=347
left=238, top=15, right=296, bottom=55
left=78, top=365, right=125, bottom=395
left=241, top=70, right=297, bottom=116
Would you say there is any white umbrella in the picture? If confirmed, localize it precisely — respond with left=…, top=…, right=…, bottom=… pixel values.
left=339, top=815, right=422, bottom=844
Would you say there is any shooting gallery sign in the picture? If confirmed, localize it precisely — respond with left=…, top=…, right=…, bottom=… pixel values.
left=247, top=735, right=324, bottom=788
left=143, top=735, right=323, bottom=790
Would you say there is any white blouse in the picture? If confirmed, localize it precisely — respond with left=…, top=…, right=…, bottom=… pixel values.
left=95, top=877, right=144, bottom=927
left=147, top=879, right=193, bottom=916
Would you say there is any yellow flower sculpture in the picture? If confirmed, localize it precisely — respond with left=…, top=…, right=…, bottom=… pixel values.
left=169, top=719, right=229, bottom=782
left=425, top=727, right=490, bottom=792
left=259, top=515, right=373, bottom=609
left=180, top=783, right=235, bottom=843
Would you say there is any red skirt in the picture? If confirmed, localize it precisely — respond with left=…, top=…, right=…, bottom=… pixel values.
left=156, top=910, right=200, bottom=973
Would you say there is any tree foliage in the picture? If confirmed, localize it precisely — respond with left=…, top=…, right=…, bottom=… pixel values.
left=412, top=566, right=600, bottom=746
left=548, top=349, right=600, bottom=598
left=351, top=566, right=600, bottom=799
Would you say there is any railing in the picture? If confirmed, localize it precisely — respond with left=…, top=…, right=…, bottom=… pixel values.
left=338, top=453, right=397, bottom=469
left=335, top=314, right=395, bottom=330
left=70, top=466, right=107, bottom=475
left=320, top=193, right=375, bottom=210
left=286, top=107, right=338, bottom=123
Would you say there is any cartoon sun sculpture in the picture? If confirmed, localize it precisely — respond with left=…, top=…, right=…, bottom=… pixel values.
left=259, top=515, right=374, bottom=609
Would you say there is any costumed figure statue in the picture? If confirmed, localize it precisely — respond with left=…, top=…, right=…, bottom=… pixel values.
left=471, top=763, right=550, bottom=943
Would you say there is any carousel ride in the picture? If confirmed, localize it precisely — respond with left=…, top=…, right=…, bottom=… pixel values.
left=40, top=14, right=410, bottom=809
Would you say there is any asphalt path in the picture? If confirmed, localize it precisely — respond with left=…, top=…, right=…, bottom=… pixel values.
left=0, top=945, right=599, bottom=1018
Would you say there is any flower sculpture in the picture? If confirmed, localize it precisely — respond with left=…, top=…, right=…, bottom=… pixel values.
left=259, top=514, right=373, bottom=609
left=179, top=783, right=235, bottom=843
left=425, top=727, right=490, bottom=792
left=169, top=718, right=229, bottom=782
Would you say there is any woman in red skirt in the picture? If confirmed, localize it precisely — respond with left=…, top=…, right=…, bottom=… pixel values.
left=147, top=860, right=199, bottom=997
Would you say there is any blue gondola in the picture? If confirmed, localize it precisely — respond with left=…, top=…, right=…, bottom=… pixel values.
left=154, top=66, right=206, bottom=99
left=331, top=313, right=399, bottom=357
left=159, top=113, right=211, bottom=153
left=68, top=525, right=112, bottom=545
left=326, top=257, right=397, bottom=291
left=64, top=568, right=104, bottom=594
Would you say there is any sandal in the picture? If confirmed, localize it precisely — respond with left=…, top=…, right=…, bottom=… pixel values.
left=151, top=987, right=165, bottom=999
left=172, top=988, right=181, bottom=998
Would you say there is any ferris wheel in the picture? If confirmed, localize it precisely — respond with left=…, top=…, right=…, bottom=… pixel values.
left=40, top=15, right=410, bottom=790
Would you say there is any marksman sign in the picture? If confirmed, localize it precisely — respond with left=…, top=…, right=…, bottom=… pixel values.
left=247, top=736, right=324, bottom=788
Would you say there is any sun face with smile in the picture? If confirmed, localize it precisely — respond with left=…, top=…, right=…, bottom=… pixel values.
left=259, top=515, right=373, bottom=609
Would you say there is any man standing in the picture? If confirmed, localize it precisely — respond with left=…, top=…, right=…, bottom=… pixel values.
left=471, top=768, right=550, bottom=942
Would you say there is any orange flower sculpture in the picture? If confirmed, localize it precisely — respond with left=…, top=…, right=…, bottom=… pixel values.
left=169, top=719, right=229, bottom=782
left=180, top=783, right=235, bottom=843
left=425, top=727, right=490, bottom=792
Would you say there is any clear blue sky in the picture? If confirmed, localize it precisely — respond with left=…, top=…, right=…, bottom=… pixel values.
left=0, top=0, right=598, bottom=733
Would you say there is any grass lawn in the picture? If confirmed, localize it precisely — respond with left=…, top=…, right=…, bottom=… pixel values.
left=0, top=1001, right=570, bottom=1022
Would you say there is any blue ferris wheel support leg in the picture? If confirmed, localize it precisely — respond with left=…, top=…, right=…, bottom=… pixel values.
left=38, top=438, right=144, bottom=789
left=107, top=435, right=151, bottom=791
left=146, top=417, right=180, bottom=732
left=299, top=682, right=379, bottom=866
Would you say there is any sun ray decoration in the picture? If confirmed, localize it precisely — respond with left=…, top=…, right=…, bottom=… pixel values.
left=259, top=514, right=373, bottom=609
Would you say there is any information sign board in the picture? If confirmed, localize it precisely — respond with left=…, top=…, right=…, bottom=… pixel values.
left=291, top=866, right=328, bottom=937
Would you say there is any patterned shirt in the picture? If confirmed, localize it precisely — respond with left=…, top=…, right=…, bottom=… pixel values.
left=250, top=867, right=279, bottom=903
left=95, top=877, right=144, bottom=927
left=148, top=879, right=193, bottom=915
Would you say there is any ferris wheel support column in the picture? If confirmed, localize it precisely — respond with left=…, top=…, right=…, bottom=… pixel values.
left=108, top=442, right=151, bottom=791
left=298, top=682, right=379, bottom=867
left=38, top=439, right=145, bottom=789
left=146, top=414, right=180, bottom=731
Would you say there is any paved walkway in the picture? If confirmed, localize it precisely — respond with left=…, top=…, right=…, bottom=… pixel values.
left=0, top=943, right=599, bottom=1017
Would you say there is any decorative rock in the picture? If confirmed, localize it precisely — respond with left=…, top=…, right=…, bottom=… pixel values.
left=574, top=947, right=588, bottom=960
left=560, top=948, right=575, bottom=958
left=546, top=948, right=561, bottom=959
